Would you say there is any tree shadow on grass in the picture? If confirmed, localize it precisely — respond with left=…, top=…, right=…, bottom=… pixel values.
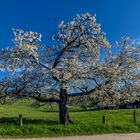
left=41, top=109, right=94, bottom=113
left=0, top=117, right=59, bottom=125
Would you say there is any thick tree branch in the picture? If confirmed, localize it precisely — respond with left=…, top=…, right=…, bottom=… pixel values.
left=68, top=81, right=110, bottom=97
left=52, top=36, right=80, bottom=68
left=32, top=96, right=60, bottom=103
left=0, top=85, right=26, bottom=99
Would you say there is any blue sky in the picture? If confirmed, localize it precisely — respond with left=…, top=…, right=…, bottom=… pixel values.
left=0, top=0, right=140, bottom=48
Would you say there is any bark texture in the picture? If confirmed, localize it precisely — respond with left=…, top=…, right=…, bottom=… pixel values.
left=59, top=89, right=72, bottom=125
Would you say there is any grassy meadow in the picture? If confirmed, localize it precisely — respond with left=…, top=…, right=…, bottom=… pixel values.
left=0, top=99, right=140, bottom=137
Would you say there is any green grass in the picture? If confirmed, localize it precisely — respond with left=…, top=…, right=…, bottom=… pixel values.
left=0, top=99, right=140, bottom=137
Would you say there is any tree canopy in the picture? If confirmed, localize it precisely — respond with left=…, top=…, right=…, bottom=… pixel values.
left=0, top=13, right=140, bottom=124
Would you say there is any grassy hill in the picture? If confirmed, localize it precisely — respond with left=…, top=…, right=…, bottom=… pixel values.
left=0, top=99, right=140, bottom=137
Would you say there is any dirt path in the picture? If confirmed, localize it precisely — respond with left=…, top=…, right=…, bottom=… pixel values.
left=2, top=133, right=140, bottom=140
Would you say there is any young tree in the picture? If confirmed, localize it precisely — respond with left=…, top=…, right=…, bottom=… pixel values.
left=0, top=13, right=140, bottom=125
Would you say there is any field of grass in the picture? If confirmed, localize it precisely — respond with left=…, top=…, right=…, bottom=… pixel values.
left=0, top=99, right=140, bottom=137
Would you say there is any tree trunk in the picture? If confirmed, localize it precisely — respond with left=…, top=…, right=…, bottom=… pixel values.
left=59, top=88, right=72, bottom=125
